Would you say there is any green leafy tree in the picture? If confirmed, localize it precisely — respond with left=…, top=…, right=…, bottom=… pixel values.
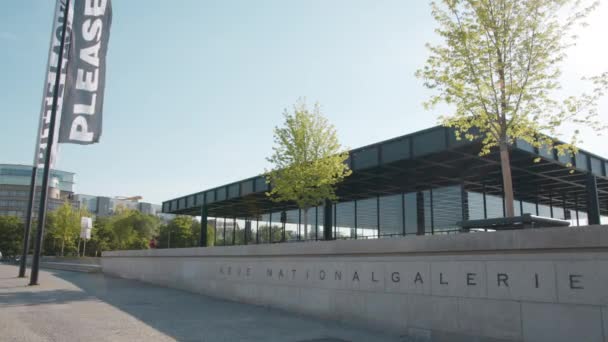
left=189, top=220, right=216, bottom=247
left=205, top=223, right=215, bottom=247
left=159, top=216, right=196, bottom=248
left=265, top=100, right=351, bottom=238
left=110, top=209, right=160, bottom=250
left=46, top=202, right=83, bottom=256
left=158, top=216, right=215, bottom=248
left=87, top=216, right=114, bottom=256
left=0, top=215, right=23, bottom=257
left=417, top=0, right=608, bottom=217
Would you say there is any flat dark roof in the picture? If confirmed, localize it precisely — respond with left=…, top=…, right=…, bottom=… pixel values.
left=163, top=125, right=608, bottom=218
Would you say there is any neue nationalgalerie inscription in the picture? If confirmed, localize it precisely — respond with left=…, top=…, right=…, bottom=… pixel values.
left=216, top=260, right=592, bottom=300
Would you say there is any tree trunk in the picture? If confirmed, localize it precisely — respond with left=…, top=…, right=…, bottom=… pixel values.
left=499, top=142, right=515, bottom=217
left=60, top=239, right=65, bottom=257
left=302, top=208, right=308, bottom=240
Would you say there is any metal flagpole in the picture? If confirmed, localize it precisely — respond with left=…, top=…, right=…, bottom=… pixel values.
left=18, top=0, right=63, bottom=278
left=29, top=0, right=71, bottom=286
left=18, top=168, right=37, bottom=277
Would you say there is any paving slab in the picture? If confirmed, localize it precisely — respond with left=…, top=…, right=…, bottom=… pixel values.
left=0, top=264, right=403, bottom=342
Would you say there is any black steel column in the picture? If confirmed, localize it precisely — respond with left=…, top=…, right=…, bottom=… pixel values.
left=575, top=197, right=580, bottom=226
left=232, top=218, right=236, bottom=245
left=586, top=173, right=601, bottom=225
left=461, top=183, right=469, bottom=222
left=280, top=211, right=286, bottom=242
left=315, top=208, right=319, bottom=241
left=354, top=200, right=358, bottom=239
left=297, top=209, right=301, bottom=240
left=429, top=189, right=435, bottom=234
left=213, top=220, right=218, bottom=245
left=18, top=167, right=37, bottom=278
left=268, top=213, right=272, bottom=243
left=200, top=205, right=208, bottom=247
left=416, top=191, right=425, bottom=235
left=223, top=217, right=227, bottom=246
left=401, top=193, right=406, bottom=236
left=482, top=184, right=487, bottom=219
left=244, top=220, right=251, bottom=245
left=255, top=217, right=259, bottom=244
left=549, top=192, right=554, bottom=218
left=323, top=199, right=333, bottom=240
left=376, top=196, right=380, bottom=238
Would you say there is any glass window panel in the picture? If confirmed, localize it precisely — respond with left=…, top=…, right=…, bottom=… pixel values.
left=196, top=193, right=204, bottom=206
left=404, top=192, right=418, bottom=235
left=258, top=214, right=271, bottom=243
left=381, top=138, right=410, bottom=164
left=285, top=209, right=299, bottom=241
left=467, top=191, right=485, bottom=220
left=212, top=218, right=223, bottom=245
left=413, top=129, right=445, bottom=157
left=514, top=200, right=522, bottom=216
left=353, top=147, right=379, bottom=170
left=246, top=218, right=258, bottom=244
left=553, top=206, right=565, bottom=220
left=432, top=186, right=463, bottom=233
left=485, top=194, right=504, bottom=219
left=423, top=190, right=432, bottom=233
left=335, top=201, right=355, bottom=239
left=379, top=194, right=402, bottom=237
left=356, top=197, right=378, bottom=239
left=299, top=207, right=316, bottom=240
left=537, top=204, right=551, bottom=218
left=234, top=218, right=247, bottom=245
left=521, top=201, right=536, bottom=215
left=178, top=198, right=186, bottom=209
left=271, top=211, right=283, bottom=243
left=577, top=211, right=588, bottom=226
left=224, top=218, right=235, bottom=245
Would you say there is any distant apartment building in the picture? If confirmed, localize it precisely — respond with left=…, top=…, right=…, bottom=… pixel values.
left=0, top=163, right=77, bottom=221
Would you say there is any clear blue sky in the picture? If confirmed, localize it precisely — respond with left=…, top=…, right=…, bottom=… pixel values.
left=1, top=1, right=607, bottom=204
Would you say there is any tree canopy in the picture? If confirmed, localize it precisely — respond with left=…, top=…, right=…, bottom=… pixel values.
left=0, top=216, right=23, bottom=257
left=417, top=0, right=608, bottom=216
left=46, top=202, right=87, bottom=256
left=265, top=100, right=351, bottom=238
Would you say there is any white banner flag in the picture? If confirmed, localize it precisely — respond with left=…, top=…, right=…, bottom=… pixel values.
left=33, top=0, right=74, bottom=168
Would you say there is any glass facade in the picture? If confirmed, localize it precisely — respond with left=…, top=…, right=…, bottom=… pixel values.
left=193, top=182, right=600, bottom=249
left=378, top=194, right=402, bottom=237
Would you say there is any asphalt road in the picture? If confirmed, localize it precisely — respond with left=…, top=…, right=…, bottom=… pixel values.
left=0, top=264, right=403, bottom=342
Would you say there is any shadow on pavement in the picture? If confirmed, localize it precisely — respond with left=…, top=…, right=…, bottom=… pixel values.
left=0, top=289, right=96, bottom=308
left=47, top=269, right=382, bottom=342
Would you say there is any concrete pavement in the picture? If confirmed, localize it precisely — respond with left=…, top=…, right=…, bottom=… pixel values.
left=0, top=264, right=403, bottom=342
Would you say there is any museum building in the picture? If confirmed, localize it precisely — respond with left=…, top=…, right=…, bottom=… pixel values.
left=162, top=126, right=608, bottom=246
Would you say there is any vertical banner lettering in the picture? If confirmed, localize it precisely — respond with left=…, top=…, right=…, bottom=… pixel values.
left=33, top=0, right=73, bottom=167
left=59, top=0, right=112, bottom=144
